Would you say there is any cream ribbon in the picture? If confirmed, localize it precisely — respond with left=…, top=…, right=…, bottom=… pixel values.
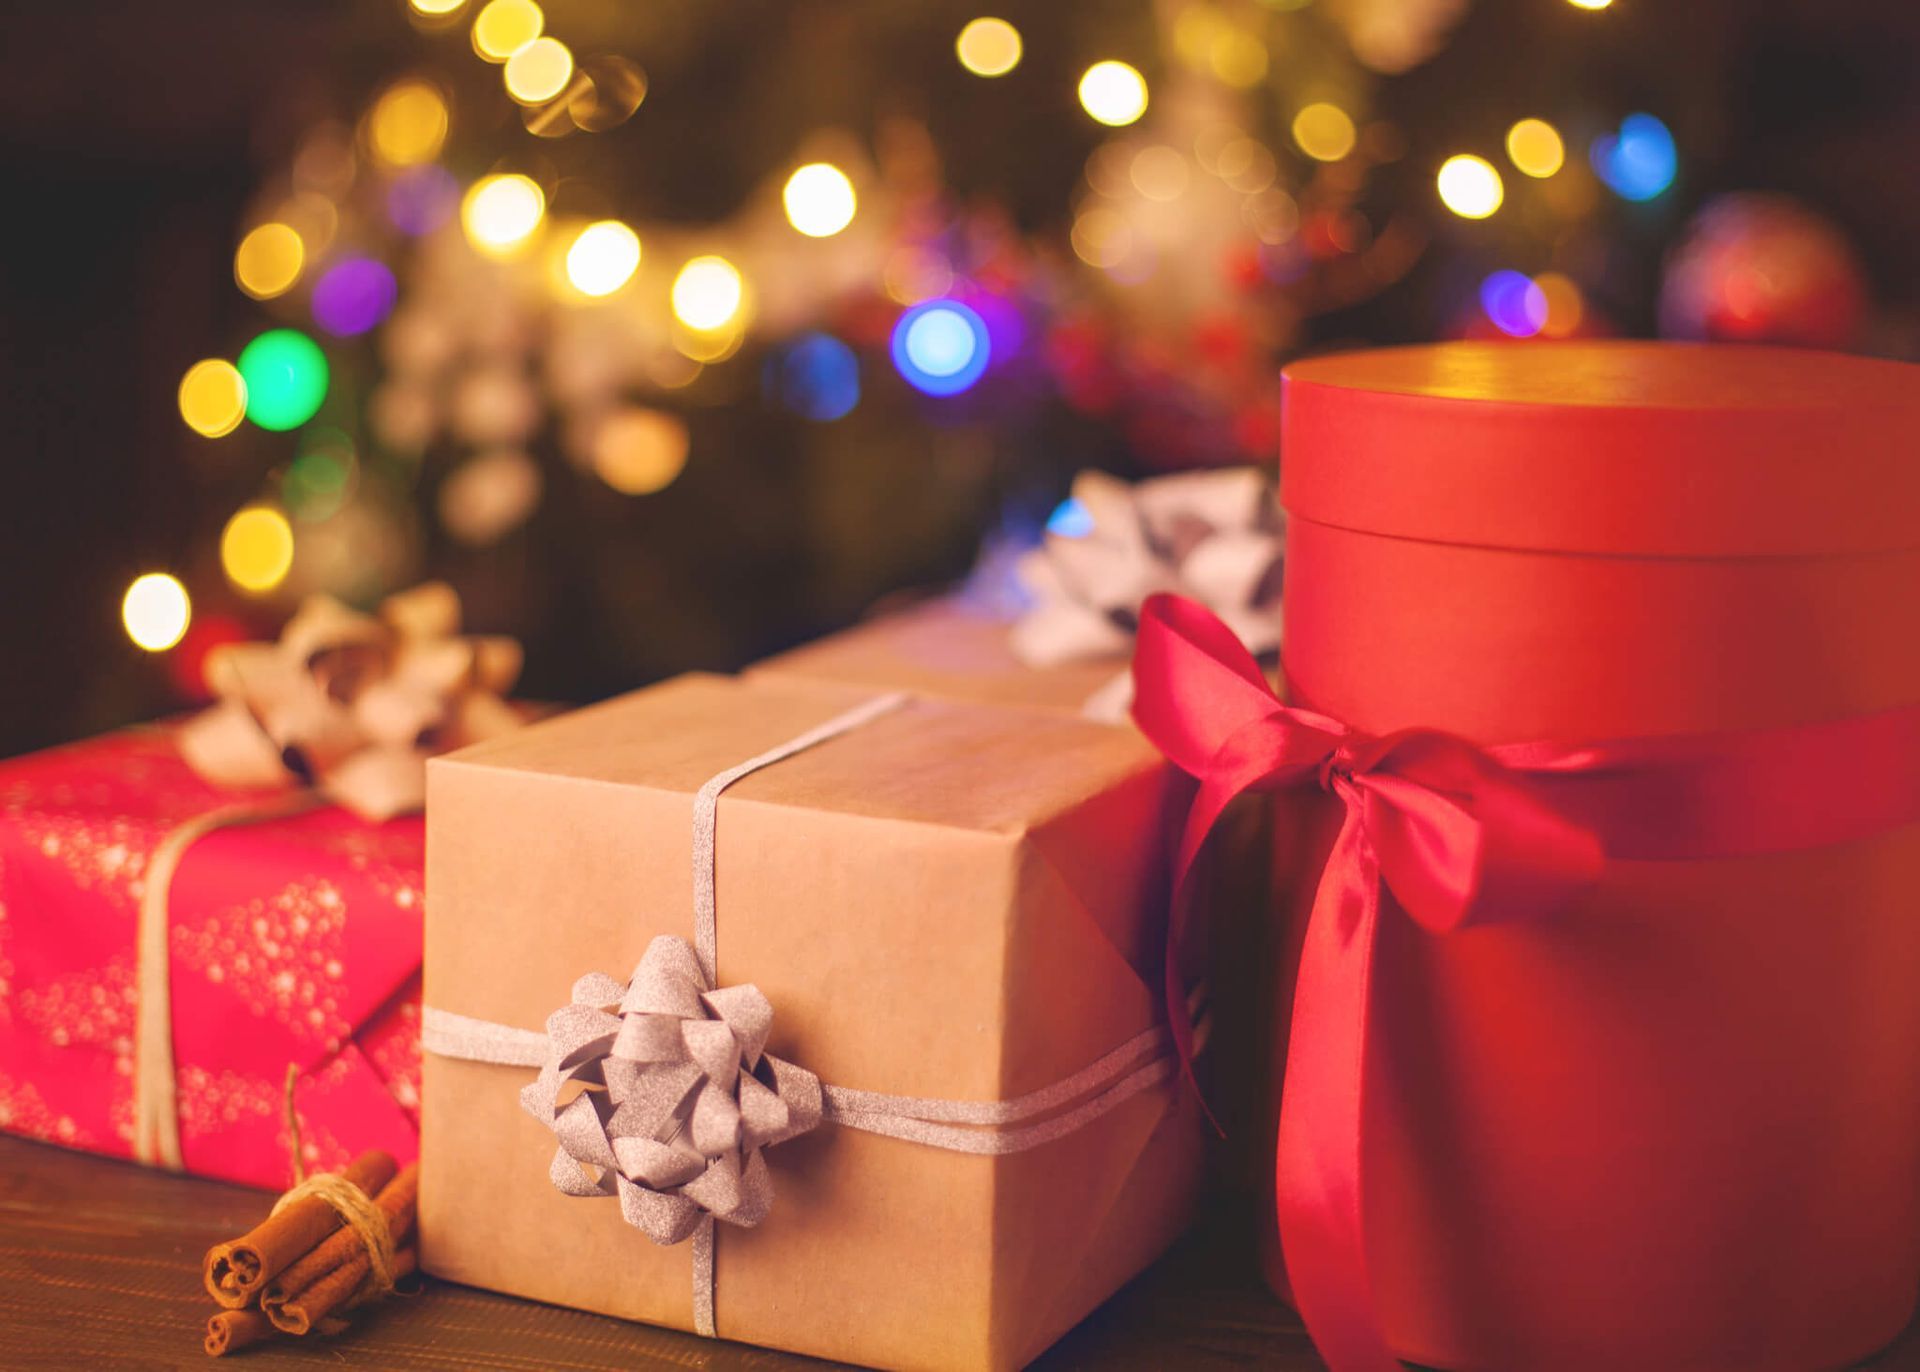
left=176, top=582, right=523, bottom=823
left=133, top=795, right=319, bottom=1169
left=1012, top=469, right=1285, bottom=722
left=133, top=583, right=524, bottom=1169
left=422, top=692, right=1207, bottom=1338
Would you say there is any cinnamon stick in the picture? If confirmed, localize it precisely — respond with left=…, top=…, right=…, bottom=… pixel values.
left=204, top=1309, right=276, bottom=1357
left=263, top=1164, right=418, bottom=1335
left=202, top=1149, right=397, bottom=1308
left=268, top=1242, right=417, bottom=1337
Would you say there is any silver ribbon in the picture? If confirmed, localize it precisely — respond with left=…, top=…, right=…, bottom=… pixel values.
left=423, top=691, right=1207, bottom=1338
left=1012, top=469, right=1284, bottom=721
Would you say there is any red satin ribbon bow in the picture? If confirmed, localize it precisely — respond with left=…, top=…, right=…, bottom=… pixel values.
left=1130, top=592, right=1920, bottom=1372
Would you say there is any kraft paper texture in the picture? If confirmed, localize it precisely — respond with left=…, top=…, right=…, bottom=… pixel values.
left=420, top=673, right=1205, bottom=1371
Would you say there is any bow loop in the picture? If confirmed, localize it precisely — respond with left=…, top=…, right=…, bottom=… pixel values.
left=522, top=933, right=823, bottom=1245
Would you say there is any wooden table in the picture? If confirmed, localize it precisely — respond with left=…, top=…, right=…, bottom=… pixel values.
left=0, top=1135, right=1320, bottom=1370
left=3, top=1134, right=1916, bottom=1371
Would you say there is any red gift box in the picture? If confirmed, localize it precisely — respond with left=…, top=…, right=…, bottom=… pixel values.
left=1253, top=342, right=1920, bottom=1371
left=0, top=726, right=424, bottom=1187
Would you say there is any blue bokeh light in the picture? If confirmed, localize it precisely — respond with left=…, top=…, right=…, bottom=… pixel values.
left=1046, top=496, right=1094, bottom=538
left=890, top=299, right=990, bottom=396
left=1591, top=113, right=1676, bottom=202
left=1480, top=271, right=1548, bottom=338
left=765, top=332, right=860, bottom=421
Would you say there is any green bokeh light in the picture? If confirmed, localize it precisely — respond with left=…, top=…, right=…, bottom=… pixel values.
left=237, top=329, right=329, bottom=432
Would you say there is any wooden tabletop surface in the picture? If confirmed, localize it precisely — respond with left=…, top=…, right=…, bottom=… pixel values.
left=0, top=1134, right=1323, bottom=1371
left=3, top=1133, right=1917, bottom=1371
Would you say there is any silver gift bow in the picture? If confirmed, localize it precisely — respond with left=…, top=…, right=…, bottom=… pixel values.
left=1012, top=468, right=1284, bottom=721
left=521, top=934, right=823, bottom=1245
left=423, top=691, right=1209, bottom=1338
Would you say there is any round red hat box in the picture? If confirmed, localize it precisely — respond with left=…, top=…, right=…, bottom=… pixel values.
left=1269, top=342, right=1920, bottom=1371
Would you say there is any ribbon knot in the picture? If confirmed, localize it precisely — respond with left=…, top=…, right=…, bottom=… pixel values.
left=519, top=934, right=824, bottom=1247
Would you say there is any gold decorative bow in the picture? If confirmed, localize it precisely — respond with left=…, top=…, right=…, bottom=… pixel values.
left=175, top=582, right=523, bottom=822
left=1011, top=469, right=1284, bottom=719
left=522, top=935, right=824, bottom=1245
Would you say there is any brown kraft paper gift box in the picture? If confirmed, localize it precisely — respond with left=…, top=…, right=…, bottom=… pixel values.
left=419, top=673, right=1206, bottom=1371
left=751, top=597, right=1277, bottom=1205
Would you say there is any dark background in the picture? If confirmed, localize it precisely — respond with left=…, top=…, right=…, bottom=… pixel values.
left=2, top=0, right=1916, bottom=758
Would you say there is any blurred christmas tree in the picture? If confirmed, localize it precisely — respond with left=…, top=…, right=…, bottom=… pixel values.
left=106, top=0, right=1909, bottom=713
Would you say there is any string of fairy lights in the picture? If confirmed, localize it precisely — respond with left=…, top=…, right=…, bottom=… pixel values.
left=128, top=0, right=1663, bottom=661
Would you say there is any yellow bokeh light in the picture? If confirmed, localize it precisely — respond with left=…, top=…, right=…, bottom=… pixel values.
left=1130, top=145, right=1189, bottom=201
left=1534, top=271, right=1586, bottom=337
left=368, top=79, right=449, bottom=167
left=1209, top=31, right=1269, bottom=88
left=782, top=163, right=857, bottom=238
left=1078, top=61, right=1148, bottom=127
left=178, top=359, right=248, bottom=439
left=122, top=574, right=191, bottom=652
left=671, top=256, right=744, bottom=332
left=1070, top=207, right=1131, bottom=270
left=1506, top=118, right=1565, bottom=178
left=471, top=0, right=542, bottom=62
left=410, top=0, right=466, bottom=13
left=504, top=36, right=574, bottom=104
left=1437, top=154, right=1505, bottom=219
left=462, top=173, right=546, bottom=257
left=594, top=408, right=689, bottom=495
left=565, top=220, right=641, bottom=296
left=1567, top=0, right=1613, bottom=9
left=220, top=506, right=296, bottom=595
left=956, top=17, right=1022, bottom=76
left=1292, top=103, right=1357, bottom=163
left=234, top=223, right=305, bottom=300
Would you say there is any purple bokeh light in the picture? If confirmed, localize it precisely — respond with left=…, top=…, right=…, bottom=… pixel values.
left=311, top=256, right=398, bottom=337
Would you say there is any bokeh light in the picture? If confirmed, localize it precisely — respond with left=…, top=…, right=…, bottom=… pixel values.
left=504, top=36, right=574, bottom=104
left=1592, top=113, right=1677, bottom=201
left=671, top=256, right=745, bottom=331
left=461, top=173, right=546, bottom=256
left=1567, top=0, right=1613, bottom=9
left=123, top=574, right=191, bottom=652
left=368, top=80, right=449, bottom=167
left=566, top=220, right=642, bottom=296
left=1130, top=145, right=1188, bottom=201
left=1506, top=119, right=1565, bottom=178
left=237, top=329, right=329, bottom=431
left=1292, top=103, right=1357, bottom=163
left=1209, top=30, right=1268, bottom=87
left=387, top=164, right=460, bottom=235
left=1078, top=62, right=1148, bottom=127
left=1533, top=271, right=1586, bottom=337
left=282, top=428, right=358, bottom=523
left=593, top=407, right=690, bottom=494
left=782, top=163, right=858, bottom=238
left=956, top=18, right=1022, bottom=76
left=766, top=333, right=860, bottom=421
left=220, top=506, right=296, bottom=594
left=234, top=223, right=305, bottom=299
left=472, top=0, right=542, bottom=61
left=440, top=448, right=543, bottom=544
left=177, top=359, right=248, bottom=438
left=1437, top=154, right=1505, bottom=219
left=411, top=0, right=467, bottom=13
left=311, top=257, right=398, bottom=336
left=1070, top=208, right=1131, bottom=270
left=891, top=299, right=990, bottom=397
left=1480, top=270, right=1549, bottom=337
left=1047, top=497, right=1094, bottom=538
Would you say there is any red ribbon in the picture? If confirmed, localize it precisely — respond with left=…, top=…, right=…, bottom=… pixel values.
left=1130, top=593, right=1920, bottom=1372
